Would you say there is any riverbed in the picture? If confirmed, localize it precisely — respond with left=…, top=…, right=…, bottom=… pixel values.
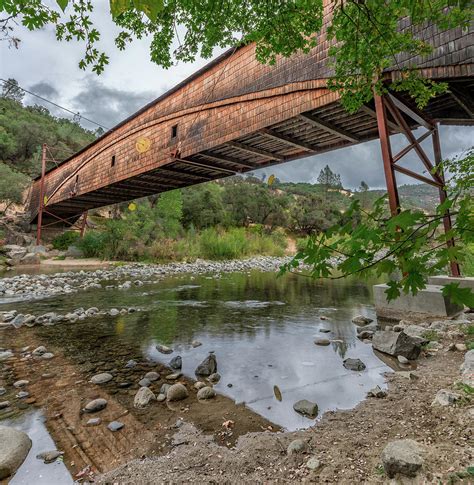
left=0, top=262, right=391, bottom=481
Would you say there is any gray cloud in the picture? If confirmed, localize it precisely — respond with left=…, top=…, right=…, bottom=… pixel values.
left=28, top=81, right=59, bottom=100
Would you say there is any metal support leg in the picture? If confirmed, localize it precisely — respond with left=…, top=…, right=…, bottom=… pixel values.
left=36, top=143, right=47, bottom=245
left=80, top=211, right=88, bottom=238
left=374, top=94, right=400, bottom=216
left=431, top=126, right=461, bottom=277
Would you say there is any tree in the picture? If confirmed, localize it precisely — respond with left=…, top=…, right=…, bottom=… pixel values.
left=1, top=78, right=24, bottom=103
left=290, top=194, right=341, bottom=235
left=317, top=164, right=342, bottom=199
left=0, top=162, right=29, bottom=209
left=357, top=180, right=370, bottom=209
left=182, top=183, right=226, bottom=229
left=1, top=2, right=472, bottom=109
left=359, top=181, right=369, bottom=192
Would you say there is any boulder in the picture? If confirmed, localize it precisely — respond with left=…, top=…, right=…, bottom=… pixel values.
left=20, top=253, right=40, bottom=265
left=195, top=353, right=217, bottom=376
left=134, top=387, right=155, bottom=409
left=169, top=356, right=182, bottom=370
left=352, top=315, right=373, bottom=325
left=287, top=439, right=308, bottom=455
left=65, top=246, right=84, bottom=258
left=167, top=383, right=189, bottom=402
left=194, top=381, right=206, bottom=390
left=343, top=358, right=366, bottom=371
left=28, top=245, right=48, bottom=256
left=156, top=344, right=173, bottom=354
left=314, top=339, right=330, bottom=346
left=197, top=386, right=216, bottom=400
left=372, top=331, right=421, bottom=360
left=403, top=325, right=429, bottom=344
left=90, top=373, right=113, bottom=385
left=0, top=426, right=32, bottom=479
left=84, top=398, right=107, bottom=413
left=144, top=371, right=160, bottom=382
left=381, top=439, right=423, bottom=478
left=293, top=399, right=318, bottom=418
left=432, top=389, right=461, bottom=407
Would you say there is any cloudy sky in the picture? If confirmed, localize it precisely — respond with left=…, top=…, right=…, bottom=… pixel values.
left=1, top=3, right=472, bottom=189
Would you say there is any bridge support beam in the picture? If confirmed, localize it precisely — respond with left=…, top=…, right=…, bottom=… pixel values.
left=373, top=93, right=461, bottom=277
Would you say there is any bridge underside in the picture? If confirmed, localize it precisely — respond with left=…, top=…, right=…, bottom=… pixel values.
left=31, top=77, right=473, bottom=226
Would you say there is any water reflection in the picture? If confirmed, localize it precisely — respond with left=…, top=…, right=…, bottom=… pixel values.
left=2, top=270, right=389, bottom=430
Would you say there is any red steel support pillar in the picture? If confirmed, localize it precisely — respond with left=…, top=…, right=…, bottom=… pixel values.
left=36, top=143, right=47, bottom=245
left=431, top=126, right=461, bottom=277
left=374, top=94, right=400, bottom=216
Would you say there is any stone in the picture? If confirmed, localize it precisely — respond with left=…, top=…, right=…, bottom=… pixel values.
left=36, top=450, right=63, bottom=464
left=352, top=315, right=373, bottom=325
left=0, top=426, right=32, bottom=479
left=165, top=372, right=182, bottom=380
left=314, top=338, right=330, bottom=346
left=372, top=331, right=421, bottom=360
left=16, top=391, right=29, bottom=399
left=0, top=388, right=5, bottom=396
left=84, top=398, right=107, bottom=413
left=144, top=371, right=160, bottom=382
left=319, top=329, right=331, bottom=333
left=293, top=399, right=318, bottom=418
left=86, top=418, right=101, bottom=426
left=397, top=355, right=409, bottom=365
left=194, top=381, right=206, bottom=390
left=156, top=394, right=166, bottom=402
left=65, top=246, right=84, bottom=258
left=90, top=373, right=113, bottom=385
left=455, top=343, right=467, bottom=352
left=13, top=380, right=29, bottom=388
left=191, top=340, right=202, bottom=348
left=125, top=359, right=137, bottom=368
left=403, top=325, right=430, bottom=344
left=0, top=351, right=13, bottom=361
left=11, top=314, right=25, bottom=328
left=381, top=439, right=423, bottom=478
left=461, top=349, right=474, bottom=385
left=156, top=344, right=173, bottom=354
left=306, top=457, right=321, bottom=470
left=197, top=386, right=216, bottom=400
left=138, top=378, right=151, bottom=387
left=20, top=253, right=40, bottom=265
left=343, top=358, right=366, bottom=371
left=195, top=353, right=217, bottom=376
left=208, top=373, right=221, bottom=384
left=85, top=307, right=99, bottom=316
left=367, top=386, right=387, bottom=398
left=0, top=401, right=10, bottom=410
left=42, top=352, right=55, bottom=359
left=32, top=346, right=47, bottom=357
left=109, top=308, right=120, bottom=316
left=160, top=383, right=171, bottom=395
left=287, top=439, right=308, bottom=455
left=107, top=421, right=124, bottom=432
left=167, top=383, right=189, bottom=402
left=134, top=387, right=156, bottom=409
left=432, top=389, right=461, bottom=407
left=395, top=371, right=418, bottom=380
left=169, top=356, right=182, bottom=370
left=358, top=330, right=374, bottom=340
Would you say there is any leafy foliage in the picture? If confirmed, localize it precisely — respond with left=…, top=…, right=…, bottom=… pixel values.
left=52, top=230, right=80, bottom=250
left=281, top=148, right=474, bottom=306
left=2, top=1, right=472, bottom=109
left=0, top=162, right=30, bottom=208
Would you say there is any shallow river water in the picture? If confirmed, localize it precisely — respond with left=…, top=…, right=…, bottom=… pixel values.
left=1, top=267, right=391, bottom=481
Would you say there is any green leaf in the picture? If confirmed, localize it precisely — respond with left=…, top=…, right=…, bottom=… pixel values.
left=442, top=283, right=474, bottom=308
left=110, top=0, right=130, bottom=18
left=132, top=0, right=164, bottom=22
left=56, top=0, right=69, bottom=12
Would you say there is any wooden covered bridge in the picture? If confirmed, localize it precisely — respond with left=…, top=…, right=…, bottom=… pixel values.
left=28, top=13, right=473, bottom=266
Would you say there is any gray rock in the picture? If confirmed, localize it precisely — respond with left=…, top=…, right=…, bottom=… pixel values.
left=195, top=353, right=217, bottom=376
left=0, top=351, right=13, bottom=361
left=165, top=372, right=182, bottom=380
left=84, top=398, right=107, bottom=413
left=32, top=346, right=47, bottom=357
left=144, top=371, right=160, bottom=382
left=42, top=352, right=54, bottom=359
left=0, top=401, right=10, bottom=410
left=372, top=331, right=421, bottom=360
left=197, top=386, right=216, bottom=400
left=319, top=329, right=331, bottom=333
left=397, top=355, right=409, bottom=365
left=352, top=315, right=373, bottom=325
left=403, top=325, right=430, bottom=344
left=65, top=246, right=84, bottom=258
left=343, top=358, right=366, bottom=371
left=169, top=356, right=182, bottom=370
left=156, top=344, right=173, bottom=354
left=109, top=308, right=120, bottom=316
left=28, top=245, right=49, bottom=256
left=134, top=387, right=155, bottom=409
left=125, top=359, right=137, bottom=368
left=167, top=383, right=189, bottom=402
left=191, top=340, right=202, bottom=348
left=306, top=457, right=321, bottom=470
left=293, top=399, right=318, bottom=418
left=160, top=383, right=171, bottom=395
left=16, top=391, right=29, bottom=399
left=367, top=385, right=387, bottom=398
left=0, top=426, right=32, bottom=479
left=90, top=373, right=113, bottom=385
left=0, top=388, right=5, bottom=396
left=194, top=381, right=206, bottom=390
left=36, top=450, right=63, bottom=463
left=395, top=371, right=418, bottom=380
left=208, top=372, right=221, bottom=384
left=11, top=314, right=25, bottom=328
left=287, top=439, right=308, bottom=455
left=138, top=378, right=151, bottom=387
left=314, top=338, right=330, bottom=346
left=20, top=253, right=40, bottom=265
left=13, top=380, right=29, bottom=388
left=358, top=330, right=374, bottom=340
left=381, top=439, right=423, bottom=478
left=432, top=389, right=461, bottom=406
left=156, top=393, right=166, bottom=402
left=85, top=307, right=99, bottom=316
left=86, top=418, right=101, bottom=426
left=107, top=421, right=124, bottom=432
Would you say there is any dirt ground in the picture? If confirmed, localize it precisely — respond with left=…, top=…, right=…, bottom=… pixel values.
left=98, top=337, right=473, bottom=484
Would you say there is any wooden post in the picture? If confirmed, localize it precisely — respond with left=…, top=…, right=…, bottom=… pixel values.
left=36, top=143, right=47, bottom=245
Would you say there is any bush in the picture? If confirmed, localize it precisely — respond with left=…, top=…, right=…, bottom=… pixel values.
left=77, top=231, right=107, bottom=257
left=199, top=227, right=250, bottom=260
left=52, top=231, right=80, bottom=250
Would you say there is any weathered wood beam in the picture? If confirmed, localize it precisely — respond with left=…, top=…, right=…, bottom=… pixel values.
left=199, top=151, right=257, bottom=169
left=299, top=113, right=360, bottom=143
left=449, top=88, right=474, bottom=119
left=436, top=118, right=474, bottom=126
left=260, top=128, right=318, bottom=151
left=393, top=165, right=442, bottom=188
left=387, top=93, right=434, bottom=130
left=226, top=141, right=284, bottom=160
left=359, top=105, right=401, bottom=133
left=173, top=157, right=237, bottom=175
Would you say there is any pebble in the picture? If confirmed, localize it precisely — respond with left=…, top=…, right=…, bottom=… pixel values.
left=167, top=383, right=189, bottom=402
left=194, top=382, right=206, bottom=390
left=166, top=372, right=182, bottom=380
left=84, top=398, right=108, bottom=413
left=138, top=378, right=152, bottom=387
left=343, top=358, right=366, bottom=371
left=36, top=450, right=63, bottom=463
left=107, top=421, right=124, bottom=432
left=13, top=380, right=29, bottom=388
left=397, top=355, right=409, bottom=365
left=144, top=372, right=160, bottom=382
left=156, top=344, right=173, bottom=354
left=197, top=386, right=216, bottom=400
left=90, top=373, right=113, bottom=385
left=306, top=457, right=321, bottom=470
left=86, top=418, right=101, bottom=426
left=0, top=401, right=10, bottom=409
left=287, top=439, right=308, bottom=455
left=16, top=391, right=29, bottom=399
left=314, top=339, right=330, bottom=346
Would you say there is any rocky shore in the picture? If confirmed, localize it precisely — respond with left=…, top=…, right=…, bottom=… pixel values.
left=0, top=256, right=293, bottom=300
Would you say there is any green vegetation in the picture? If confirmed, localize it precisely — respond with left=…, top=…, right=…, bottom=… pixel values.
left=2, top=1, right=472, bottom=111
left=52, top=231, right=80, bottom=250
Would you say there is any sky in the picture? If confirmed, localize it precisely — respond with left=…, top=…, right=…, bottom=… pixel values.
left=1, top=3, right=472, bottom=189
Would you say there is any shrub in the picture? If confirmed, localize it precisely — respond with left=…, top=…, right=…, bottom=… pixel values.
left=77, top=231, right=107, bottom=258
left=52, top=231, right=80, bottom=250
